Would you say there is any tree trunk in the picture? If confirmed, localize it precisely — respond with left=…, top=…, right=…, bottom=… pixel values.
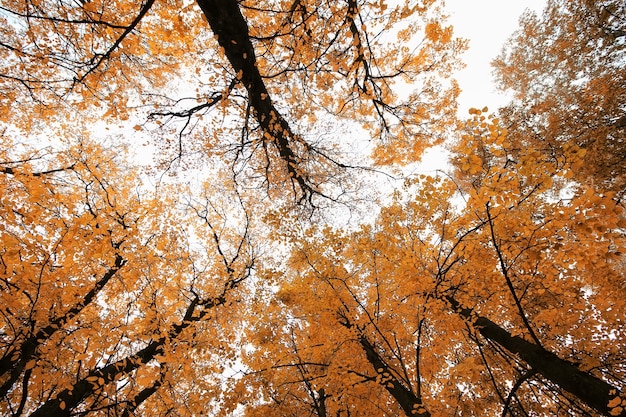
left=447, top=296, right=624, bottom=416
left=0, top=255, right=125, bottom=398
left=195, top=0, right=315, bottom=202
left=357, top=334, right=431, bottom=417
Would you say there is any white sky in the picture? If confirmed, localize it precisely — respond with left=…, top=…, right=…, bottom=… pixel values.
left=444, top=0, right=546, bottom=113
left=410, top=0, right=547, bottom=174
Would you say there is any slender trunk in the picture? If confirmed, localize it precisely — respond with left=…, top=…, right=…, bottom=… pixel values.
left=29, top=337, right=164, bottom=417
left=338, top=313, right=430, bottom=417
left=0, top=255, right=125, bottom=398
left=120, top=366, right=166, bottom=417
left=29, top=286, right=233, bottom=416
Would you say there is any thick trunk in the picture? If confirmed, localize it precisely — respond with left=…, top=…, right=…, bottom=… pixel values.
left=448, top=296, right=624, bottom=416
left=194, top=0, right=315, bottom=201
left=357, top=334, right=431, bottom=417
left=315, top=388, right=328, bottom=417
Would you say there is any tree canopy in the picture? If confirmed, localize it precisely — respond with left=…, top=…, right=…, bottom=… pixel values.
left=492, top=0, right=626, bottom=195
left=0, top=0, right=624, bottom=416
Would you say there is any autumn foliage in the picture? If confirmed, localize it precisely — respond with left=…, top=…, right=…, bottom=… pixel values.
left=0, top=0, right=624, bottom=416
left=492, top=0, right=626, bottom=195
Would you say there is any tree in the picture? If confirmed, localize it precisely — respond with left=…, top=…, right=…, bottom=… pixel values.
left=492, top=0, right=626, bottom=195
left=0, top=0, right=467, bottom=415
left=0, top=134, right=256, bottom=416
left=235, top=112, right=626, bottom=416
left=2, top=0, right=624, bottom=416
left=0, top=0, right=465, bottom=206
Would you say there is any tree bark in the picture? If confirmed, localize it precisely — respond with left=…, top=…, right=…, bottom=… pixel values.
left=447, top=295, right=625, bottom=416
left=338, top=313, right=430, bottom=417
left=0, top=254, right=126, bottom=398
left=30, top=282, right=237, bottom=416
left=357, top=334, right=431, bottom=417
left=194, top=0, right=316, bottom=202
